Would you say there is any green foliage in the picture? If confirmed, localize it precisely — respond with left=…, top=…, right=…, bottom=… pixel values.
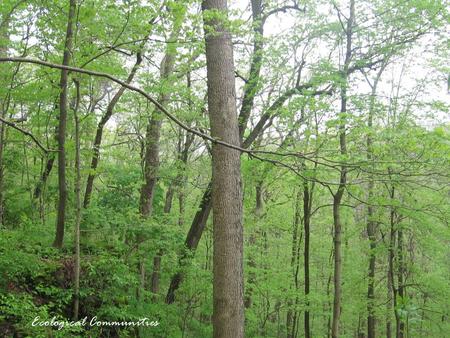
left=0, top=0, right=449, bottom=337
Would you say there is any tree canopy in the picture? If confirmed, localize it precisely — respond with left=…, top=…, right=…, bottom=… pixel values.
left=0, top=0, right=449, bottom=337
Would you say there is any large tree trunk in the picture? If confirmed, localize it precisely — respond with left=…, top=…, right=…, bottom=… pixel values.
left=202, top=0, right=244, bottom=336
left=165, top=0, right=264, bottom=304
left=53, top=0, right=76, bottom=249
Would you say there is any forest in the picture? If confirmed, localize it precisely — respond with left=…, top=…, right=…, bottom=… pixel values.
left=0, top=0, right=449, bottom=337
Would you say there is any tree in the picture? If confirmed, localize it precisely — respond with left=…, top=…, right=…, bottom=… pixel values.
left=202, top=0, right=244, bottom=336
left=53, top=0, right=76, bottom=249
left=0, top=1, right=448, bottom=337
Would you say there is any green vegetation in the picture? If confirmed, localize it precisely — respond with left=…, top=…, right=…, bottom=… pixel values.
left=0, top=0, right=449, bottom=337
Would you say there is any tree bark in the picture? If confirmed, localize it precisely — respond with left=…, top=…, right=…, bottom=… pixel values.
left=387, top=183, right=398, bottom=338
left=166, top=183, right=212, bottom=304
left=34, top=150, right=55, bottom=199
left=83, top=51, right=144, bottom=208
left=202, top=0, right=244, bottom=336
left=287, top=189, right=302, bottom=338
left=304, top=178, right=312, bottom=338
left=72, top=79, right=81, bottom=320
left=238, top=0, right=263, bottom=140
left=331, top=1, right=354, bottom=336
left=141, top=7, right=185, bottom=298
left=165, top=0, right=264, bottom=304
left=0, top=14, right=10, bottom=226
left=397, top=225, right=405, bottom=338
left=366, top=66, right=385, bottom=338
left=139, top=37, right=178, bottom=216
left=53, top=0, right=76, bottom=249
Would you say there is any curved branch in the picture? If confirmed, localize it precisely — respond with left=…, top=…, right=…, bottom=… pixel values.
left=0, top=116, right=55, bottom=153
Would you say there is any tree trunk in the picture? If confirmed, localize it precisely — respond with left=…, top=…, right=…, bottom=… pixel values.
left=166, top=183, right=212, bottom=304
left=53, top=0, right=76, bottom=249
left=331, top=2, right=353, bottom=336
left=366, top=74, right=380, bottom=338
left=139, top=48, right=178, bottom=215
left=287, top=189, right=302, bottom=338
left=397, top=226, right=405, bottom=338
left=238, top=0, right=263, bottom=140
left=365, top=63, right=387, bottom=338
left=367, top=197, right=376, bottom=338
left=0, top=14, right=10, bottom=226
left=142, top=8, right=185, bottom=298
left=304, top=179, right=312, bottom=338
left=34, top=150, right=55, bottom=199
left=83, top=51, right=144, bottom=208
left=332, top=194, right=344, bottom=338
left=388, top=183, right=398, bottom=338
left=72, top=79, right=81, bottom=320
left=202, top=0, right=244, bottom=336
left=34, top=100, right=58, bottom=201
left=165, top=0, right=264, bottom=304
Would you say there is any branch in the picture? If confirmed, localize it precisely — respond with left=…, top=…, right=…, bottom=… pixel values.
left=0, top=116, right=55, bottom=153
left=0, top=57, right=338, bottom=181
left=262, top=3, right=305, bottom=23
left=0, top=57, right=315, bottom=160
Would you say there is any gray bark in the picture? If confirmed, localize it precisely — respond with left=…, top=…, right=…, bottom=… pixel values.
left=202, top=0, right=244, bottom=336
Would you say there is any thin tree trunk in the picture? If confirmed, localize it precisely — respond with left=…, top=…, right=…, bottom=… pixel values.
left=331, top=2, right=354, bottom=336
left=287, top=189, right=302, bottom=338
left=34, top=99, right=58, bottom=201
left=397, top=225, right=405, bottom=338
left=72, top=79, right=81, bottom=320
left=388, top=183, right=398, bottom=338
left=202, top=0, right=244, bottom=336
left=34, top=150, right=55, bottom=199
left=53, top=0, right=76, bottom=249
left=0, top=15, right=9, bottom=226
left=366, top=69, right=384, bottom=338
left=238, top=0, right=263, bottom=140
left=163, top=127, right=194, bottom=214
left=332, top=194, right=344, bottom=338
left=142, top=8, right=185, bottom=298
left=304, top=179, right=312, bottom=338
left=166, top=183, right=212, bottom=304
left=245, top=180, right=264, bottom=309
left=139, top=27, right=180, bottom=216
left=367, top=196, right=376, bottom=338
left=83, top=51, right=144, bottom=208
left=176, top=130, right=193, bottom=228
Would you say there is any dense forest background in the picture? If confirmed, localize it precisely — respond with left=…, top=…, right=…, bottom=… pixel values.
left=0, top=0, right=449, bottom=337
